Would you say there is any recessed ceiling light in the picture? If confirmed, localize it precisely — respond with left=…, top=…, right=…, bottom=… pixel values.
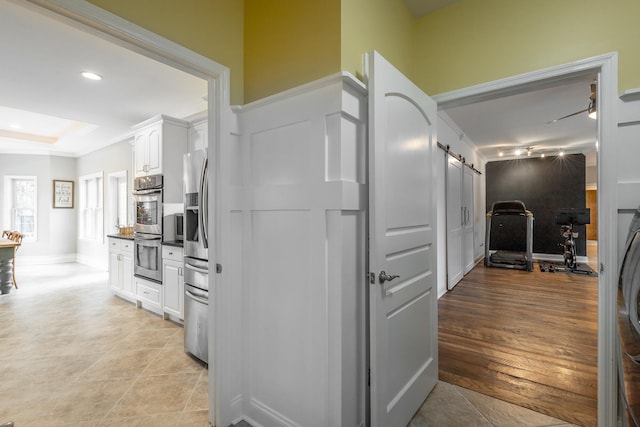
left=541, top=153, right=546, bottom=158
left=81, top=71, right=102, bottom=81
left=498, top=151, right=504, bottom=157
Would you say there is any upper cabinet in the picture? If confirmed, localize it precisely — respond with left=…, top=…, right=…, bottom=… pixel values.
left=134, top=122, right=162, bottom=176
left=187, top=112, right=208, bottom=152
left=133, top=115, right=188, bottom=203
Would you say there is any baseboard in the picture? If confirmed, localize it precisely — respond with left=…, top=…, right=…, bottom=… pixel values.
left=77, top=253, right=108, bottom=270
left=533, top=253, right=589, bottom=263
left=15, top=254, right=77, bottom=266
left=15, top=253, right=109, bottom=270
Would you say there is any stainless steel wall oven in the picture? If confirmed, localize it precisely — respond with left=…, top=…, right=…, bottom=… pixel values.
left=133, top=175, right=163, bottom=235
left=134, top=234, right=162, bottom=282
left=133, top=175, right=163, bottom=283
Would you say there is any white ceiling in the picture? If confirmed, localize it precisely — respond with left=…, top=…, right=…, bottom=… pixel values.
left=442, top=78, right=598, bottom=164
left=2, top=0, right=598, bottom=167
left=0, top=1, right=207, bottom=157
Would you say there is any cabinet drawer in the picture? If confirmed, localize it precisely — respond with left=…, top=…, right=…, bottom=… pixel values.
left=162, top=245, right=184, bottom=262
left=109, top=237, right=134, bottom=253
left=120, top=240, right=134, bottom=254
left=108, top=238, right=122, bottom=251
left=136, top=279, right=161, bottom=304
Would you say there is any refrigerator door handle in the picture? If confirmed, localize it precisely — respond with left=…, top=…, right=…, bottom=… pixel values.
left=185, top=289, right=208, bottom=305
left=201, top=157, right=209, bottom=249
left=184, top=262, right=208, bottom=274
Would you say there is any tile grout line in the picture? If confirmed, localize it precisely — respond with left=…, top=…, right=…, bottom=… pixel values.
left=98, top=319, right=175, bottom=423
left=450, top=384, right=497, bottom=427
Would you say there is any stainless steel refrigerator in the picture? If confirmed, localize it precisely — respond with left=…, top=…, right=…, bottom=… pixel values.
left=183, top=149, right=209, bottom=364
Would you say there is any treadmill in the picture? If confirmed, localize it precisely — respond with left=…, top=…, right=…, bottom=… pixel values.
left=484, top=200, right=534, bottom=271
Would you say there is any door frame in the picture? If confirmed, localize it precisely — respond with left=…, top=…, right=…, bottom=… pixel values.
left=433, top=52, right=618, bottom=427
left=21, top=1, right=230, bottom=425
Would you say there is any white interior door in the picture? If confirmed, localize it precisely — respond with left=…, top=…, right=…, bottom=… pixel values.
left=367, top=51, right=438, bottom=427
left=447, top=157, right=464, bottom=288
left=462, top=166, right=475, bottom=274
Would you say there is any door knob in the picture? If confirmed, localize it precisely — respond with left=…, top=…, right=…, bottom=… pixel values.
left=379, top=271, right=400, bottom=284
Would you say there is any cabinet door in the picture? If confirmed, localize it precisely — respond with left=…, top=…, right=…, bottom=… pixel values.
left=134, top=133, right=148, bottom=176
left=147, top=125, right=163, bottom=175
left=121, top=252, right=134, bottom=295
left=188, top=121, right=208, bottom=152
left=163, top=259, right=183, bottom=319
left=109, top=251, right=121, bottom=290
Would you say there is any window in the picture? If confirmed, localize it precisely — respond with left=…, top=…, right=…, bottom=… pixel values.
left=108, top=171, right=128, bottom=233
left=79, top=172, right=104, bottom=241
left=3, top=176, right=37, bottom=240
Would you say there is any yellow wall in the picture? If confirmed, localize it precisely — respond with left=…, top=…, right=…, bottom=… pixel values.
left=88, top=0, right=244, bottom=105
left=243, top=0, right=341, bottom=103
left=341, top=0, right=416, bottom=83
left=413, top=0, right=640, bottom=95
left=86, top=0, right=640, bottom=104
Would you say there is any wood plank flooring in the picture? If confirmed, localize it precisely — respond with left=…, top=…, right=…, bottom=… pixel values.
left=438, top=261, right=598, bottom=427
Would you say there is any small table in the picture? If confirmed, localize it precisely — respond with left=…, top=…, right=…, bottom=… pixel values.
left=0, top=238, right=20, bottom=294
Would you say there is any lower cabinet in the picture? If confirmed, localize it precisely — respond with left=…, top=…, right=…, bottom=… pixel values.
left=162, top=245, right=184, bottom=321
left=135, top=276, right=163, bottom=315
left=108, top=237, right=134, bottom=302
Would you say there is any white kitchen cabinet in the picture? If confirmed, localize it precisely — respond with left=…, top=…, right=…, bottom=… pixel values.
left=135, top=276, right=163, bottom=315
left=108, top=237, right=134, bottom=302
left=134, top=122, right=162, bottom=176
left=187, top=113, right=208, bottom=152
left=162, top=245, right=184, bottom=321
left=132, top=115, right=188, bottom=203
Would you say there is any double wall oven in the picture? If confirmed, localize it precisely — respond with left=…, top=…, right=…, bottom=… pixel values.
left=133, top=175, right=163, bottom=283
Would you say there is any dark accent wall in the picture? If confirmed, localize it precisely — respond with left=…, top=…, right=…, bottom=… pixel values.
left=486, top=154, right=587, bottom=256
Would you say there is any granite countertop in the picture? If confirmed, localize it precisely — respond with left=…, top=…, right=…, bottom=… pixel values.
left=162, top=240, right=184, bottom=248
left=107, top=233, right=135, bottom=241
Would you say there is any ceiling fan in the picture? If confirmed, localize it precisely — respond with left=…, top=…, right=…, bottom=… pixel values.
left=546, top=82, right=597, bottom=124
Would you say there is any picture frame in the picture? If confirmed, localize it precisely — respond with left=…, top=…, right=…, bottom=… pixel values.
left=53, top=180, right=74, bottom=208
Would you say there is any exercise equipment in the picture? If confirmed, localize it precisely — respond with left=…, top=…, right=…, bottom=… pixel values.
left=556, top=208, right=590, bottom=273
left=484, top=200, right=534, bottom=271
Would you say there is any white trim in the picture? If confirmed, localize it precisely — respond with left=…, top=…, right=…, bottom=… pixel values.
left=16, top=253, right=80, bottom=266
left=433, top=52, right=618, bottom=427
left=78, top=171, right=104, bottom=243
left=532, top=253, right=589, bottom=264
left=433, top=53, right=613, bottom=109
left=23, top=2, right=231, bottom=425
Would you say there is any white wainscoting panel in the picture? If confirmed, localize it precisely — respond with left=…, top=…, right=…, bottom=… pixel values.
left=228, top=73, right=367, bottom=427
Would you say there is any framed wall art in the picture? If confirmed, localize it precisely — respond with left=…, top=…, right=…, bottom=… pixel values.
left=53, top=180, right=74, bottom=208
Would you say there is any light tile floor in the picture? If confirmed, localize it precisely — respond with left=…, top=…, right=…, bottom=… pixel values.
left=0, top=263, right=208, bottom=426
left=0, top=263, right=578, bottom=427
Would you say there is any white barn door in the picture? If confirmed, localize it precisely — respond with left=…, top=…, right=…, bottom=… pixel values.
left=462, top=165, right=475, bottom=274
left=366, top=51, right=438, bottom=427
left=447, top=156, right=464, bottom=288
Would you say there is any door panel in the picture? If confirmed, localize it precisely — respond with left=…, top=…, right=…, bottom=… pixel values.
left=367, top=51, right=438, bottom=427
left=462, top=166, right=475, bottom=274
left=447, top=157, right=463, bottom=288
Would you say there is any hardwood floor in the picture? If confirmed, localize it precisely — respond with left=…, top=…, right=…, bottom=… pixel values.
left=438, top=259, right=598, bottom=427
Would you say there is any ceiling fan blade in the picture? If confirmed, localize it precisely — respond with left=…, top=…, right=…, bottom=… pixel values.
left=546, top=108, right=589, bottom=124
